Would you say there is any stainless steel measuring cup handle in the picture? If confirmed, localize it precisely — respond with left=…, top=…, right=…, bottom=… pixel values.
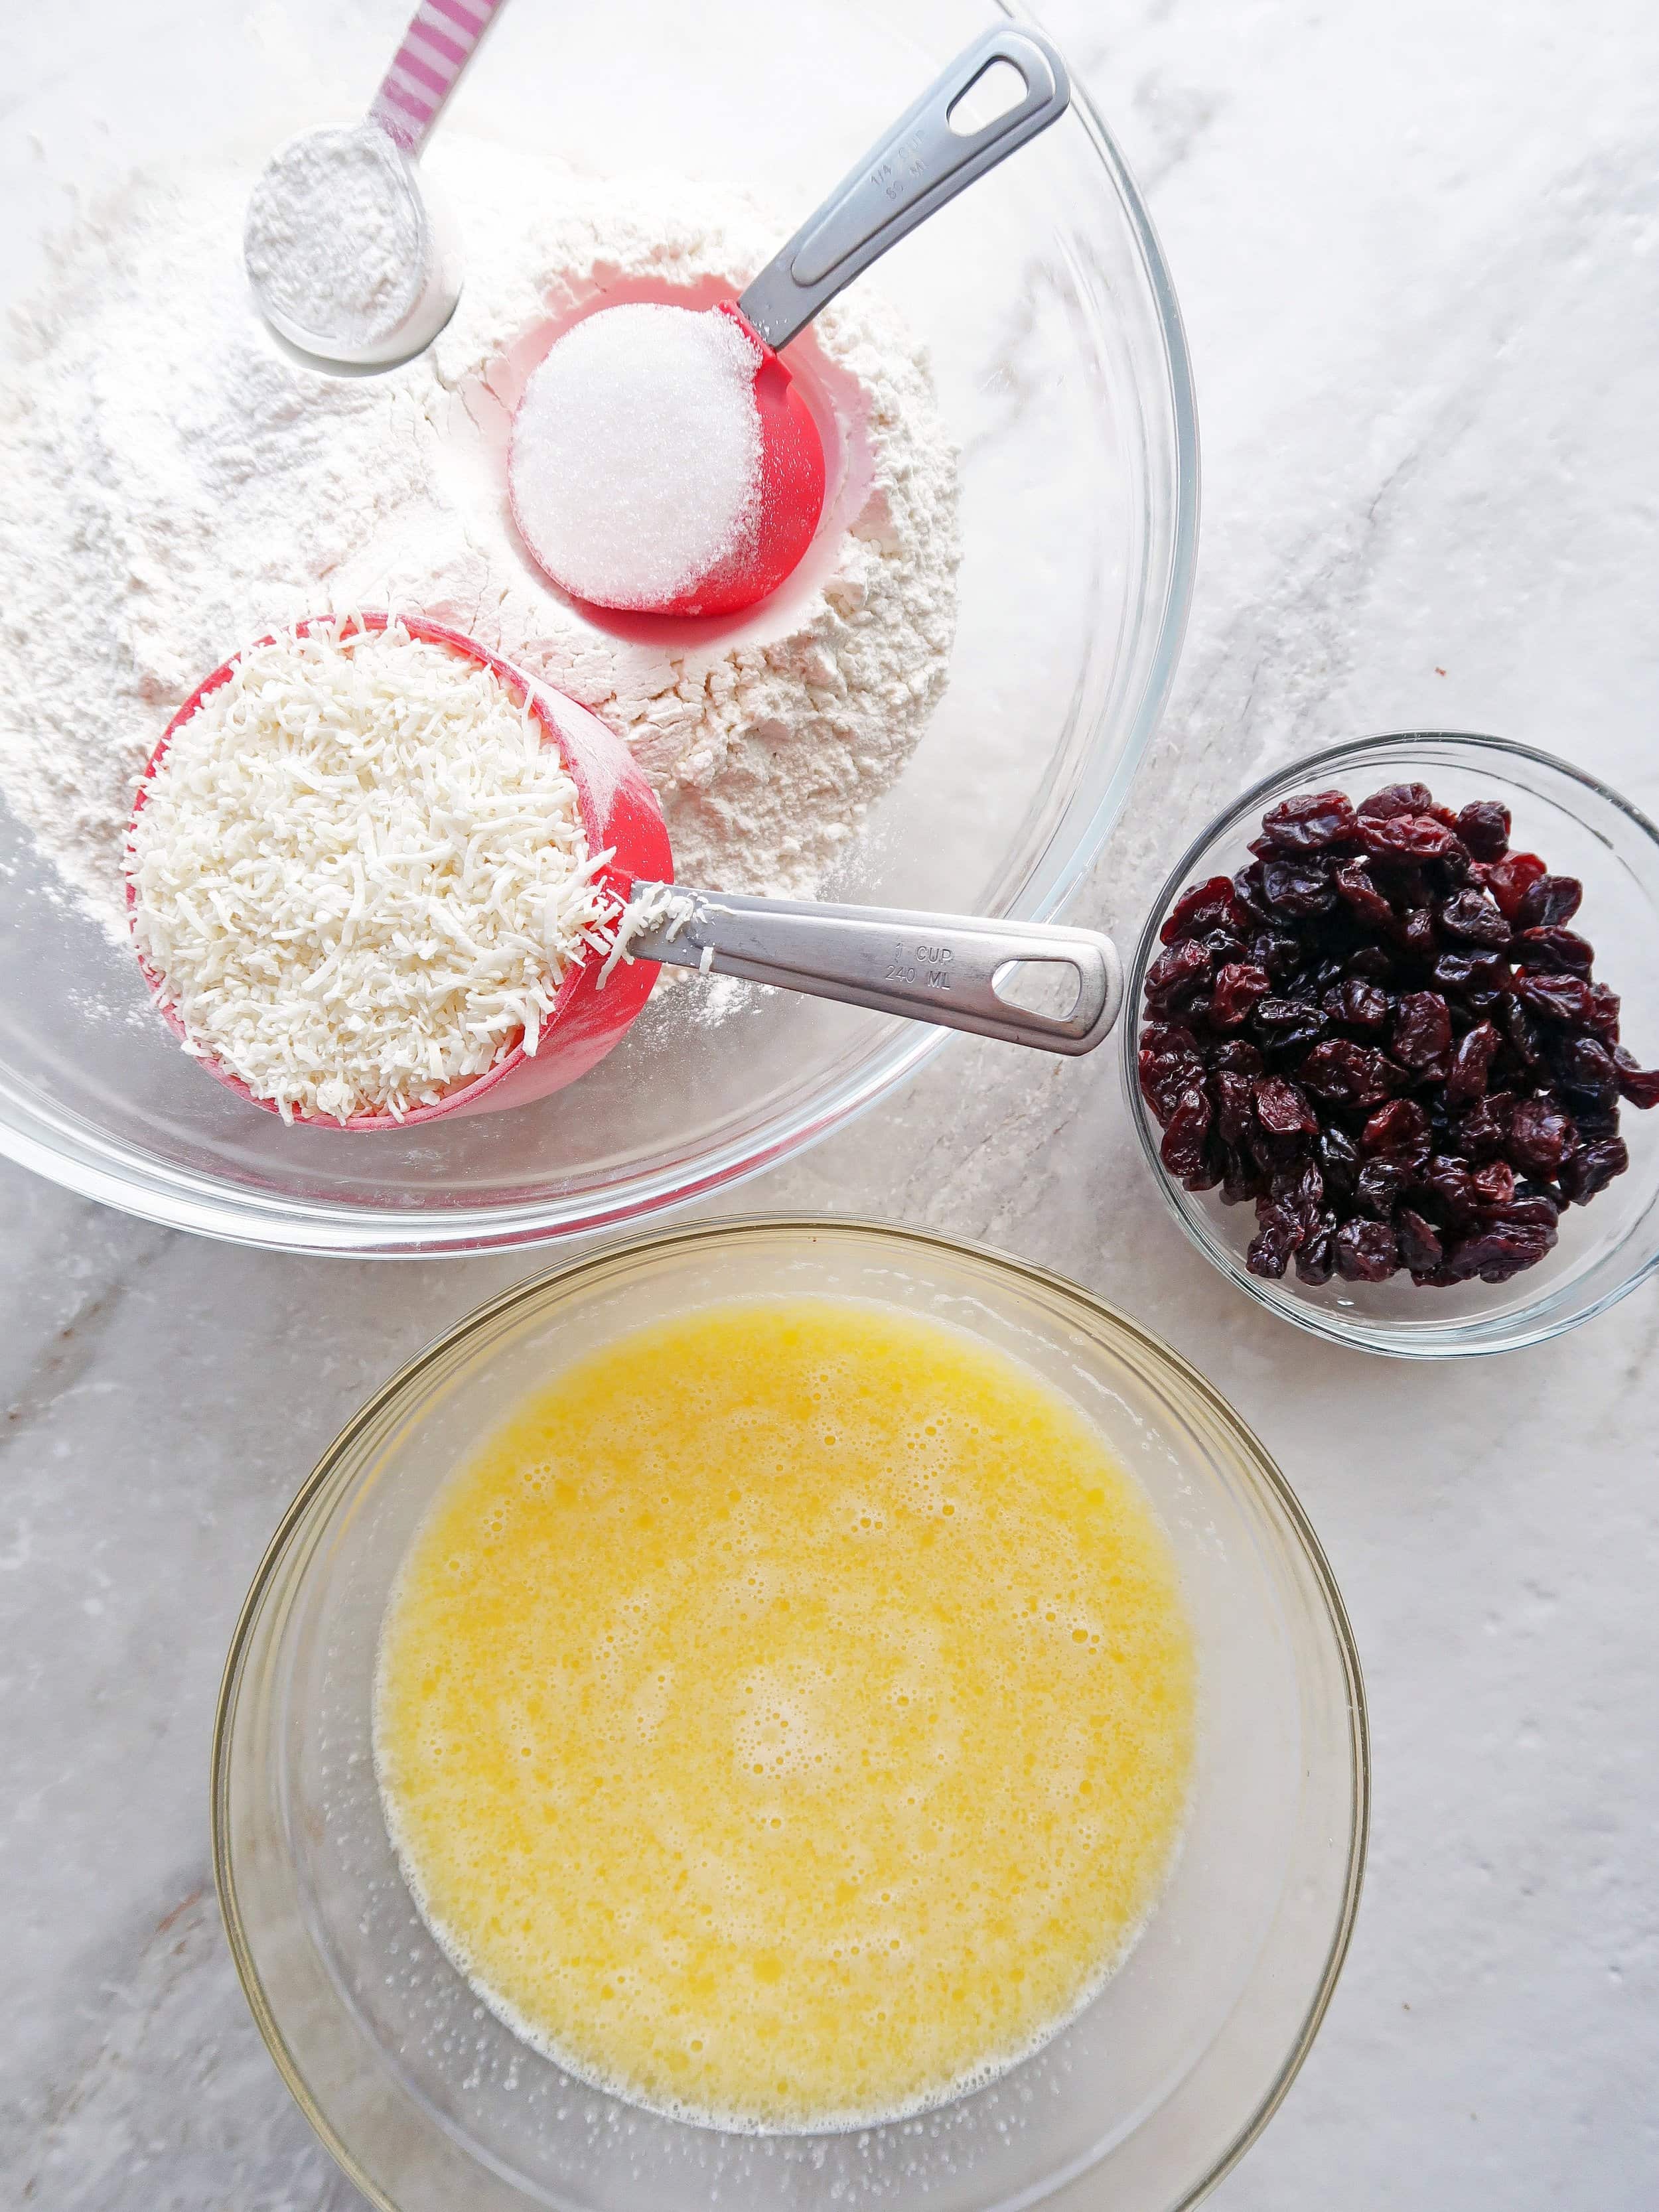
left=737, top=26, right=1071, bottom=352
left=623, top=885, right=1121, bottom=1056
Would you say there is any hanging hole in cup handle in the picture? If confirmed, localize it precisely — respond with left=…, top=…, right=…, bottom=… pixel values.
left=991, top=957, right=1084, bottom=1021
left=946, top=57, right=1033, bottom=135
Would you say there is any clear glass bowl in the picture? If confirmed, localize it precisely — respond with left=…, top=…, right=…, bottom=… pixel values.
left=1124, top=733, right=1659, bottom=1357
left=213, top=1216, right=1366, bottom=2212
left=0, top=0, right=1196, bottom=1255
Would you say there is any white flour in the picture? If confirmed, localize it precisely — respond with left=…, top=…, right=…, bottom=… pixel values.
left=0, top=138, right=960, bottom=946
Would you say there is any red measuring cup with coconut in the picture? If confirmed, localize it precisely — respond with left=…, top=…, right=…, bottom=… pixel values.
left=127, top=616, right=1120, bottom=1130
left=507, top=25, right=1070, bottom=618
left=125, top=615, right=670, bottom=1130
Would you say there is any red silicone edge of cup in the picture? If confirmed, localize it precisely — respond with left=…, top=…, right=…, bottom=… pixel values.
left=125, top=610, right=674, bottom=1133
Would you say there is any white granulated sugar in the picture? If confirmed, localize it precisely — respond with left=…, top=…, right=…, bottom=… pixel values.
left=510, top=302, right=763, bottom=608
left=0, top=138, right=959, bottom=970
left=243, top=124, right=423, bottom=346
left=125, top=618, right=611, bottom=1125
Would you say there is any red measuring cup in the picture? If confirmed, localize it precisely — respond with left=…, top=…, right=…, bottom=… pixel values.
left=508, top=25, right=1070, bottom=619
left=125, top=613, right=672, bottom=1130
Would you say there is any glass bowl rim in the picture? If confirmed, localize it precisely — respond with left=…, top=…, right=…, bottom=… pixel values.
left=0, top=11, right=1200, bottom=1261
left=1121, top=728, right=1659, bottom=1358
left=210, top=1211, right=1369, bottom=2212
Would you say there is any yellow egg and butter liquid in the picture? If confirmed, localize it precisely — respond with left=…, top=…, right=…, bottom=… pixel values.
left=376, top=1299, right=1196, bottom=2132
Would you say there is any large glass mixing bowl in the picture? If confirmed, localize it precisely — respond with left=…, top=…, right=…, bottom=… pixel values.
left=214, top=1218, right=1367, bottom=2212
left=0, top=1, right=1196, bottom=1253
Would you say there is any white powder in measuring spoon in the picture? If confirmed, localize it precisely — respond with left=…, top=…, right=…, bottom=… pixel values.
left=510, top=303, right=764, bottom=608
left=244, top=123, right=424, bottom=349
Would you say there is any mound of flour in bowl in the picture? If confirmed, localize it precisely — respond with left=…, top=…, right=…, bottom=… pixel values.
left=0, top=138, right=959, bottom=944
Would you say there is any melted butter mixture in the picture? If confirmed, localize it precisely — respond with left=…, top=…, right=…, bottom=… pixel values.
left=374, top=1298, right=1196, bottom=2131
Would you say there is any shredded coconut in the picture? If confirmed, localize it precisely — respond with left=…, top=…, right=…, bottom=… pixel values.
left=124, top=618, right=612, bottom=1125
left=510, top=302, right=764, bottom=609
left=243, top=124, right=424, bottom=348
left=0, top=139, right=960, bottom=967
left=595, top=878, right=697, bottom=988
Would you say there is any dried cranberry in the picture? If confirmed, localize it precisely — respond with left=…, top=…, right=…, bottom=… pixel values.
left=1210, top=961, right=1272, bottom=1028
left=1159, top=874, right=1250, bottom=945
left=1459, top=1093, right=1512, bottom=1160
left=1507, top=1095, right=1573, bottom=1175
left=1317, top=1124, right=1360, bottom=1196
left=1144, top=937, right=1214, bottom=1010
left=1455, top=800, right=1511, bottom=860
left=1246, top=1203, right=1302, bottom=1279
left=1613, top=1047, right=1659, bottom=1110
left=1396, top=1208, right=1444, bottom=1272
left=1433, top=948, right=1508, bottom=997
left=1333, top=859, right=1397, bottom=932
left=1392, top=991, right=1453, bottom=1075
left=1470, top=1159, right=1516, bottom=1208
left=1480, top=851, right=1547, bottom=918
left=1419, top=1154, right=1479, bottom=1219
left=1445, top=1020, right=1500, bottom=1105
left=1212, top=1070, right=1256, bottom=1145
left=1398, top=908, right=1439, bottom=961
left=1445, top=1215, right=1557, bottom=1283
left=1569, top=1099, right=1621, bottom=1139
left=1361, top=1097, right=1431, bottom=1160
left=1437, top=888, right=1512, bottom=947
left=1254, top=1075, right=1319, bottom=1137
left=1355, top=1158, right=1406, bottom=1217
left=1555, top=1034, right=1617, bottom=1089
left=1560, top=1137, right=1629, bottom=1204
left=1221, top=1149, right=1258, bottom=1206
left=1139, top=1018, right=1200, bottom=1055
left=1159, top=1087, right=1212, bottom=1180
left=1345, top=945, right=1394, bottom=982
left=1356, top=813, right=1471, bottom=867
left=1516, top=926, right=1593, bottom=974
left=1250, top=931, right=1307, bottom=985
left=1139, top=1043, right=1204, bottom=1126
left=1496, top=993, right=1545, bottom=1072
left=1232, top=863, right=1269, bottom=918
left=1294, top=1217, right=1339, bottom=1285
left=1514, top=874, right=1583, bottom=930
left=1253, top=790, right=1360, bottom=854
left=1210, top=1039, right=1265, bottom=1075
left=1262, top=857, right=1338, bottom=918
left=1269, top=1155, right=1326, bottom=1209
left=1357, top=782, right=1434, bottom=821
left=1253, top=998, right=1328, bottom=1054
left=1584, top=983, right=1621, bottom=1038
left=1299, top=1038, right=1405, bottom=1106
left=1324, top=979, right=1390, bottom=1030
left=1334, top=1217, right=1398, bottom=1282
left=1510, top=971, right=1597, bottom=1027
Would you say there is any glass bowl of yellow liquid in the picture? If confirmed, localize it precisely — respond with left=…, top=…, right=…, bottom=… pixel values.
left=214, top=1218, right=1367, bottom=2211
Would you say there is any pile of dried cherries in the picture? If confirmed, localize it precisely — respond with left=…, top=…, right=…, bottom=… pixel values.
left=1137, top=780, right=1659, bottom=1287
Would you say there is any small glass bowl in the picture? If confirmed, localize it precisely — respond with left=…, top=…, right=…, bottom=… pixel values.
left=1124, top=732, right=1659, bottom=1358
left=213, top=1217, right=1366, bottom=2212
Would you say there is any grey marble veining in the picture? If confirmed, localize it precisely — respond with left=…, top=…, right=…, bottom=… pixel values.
left=5, top=1, right=1659, bottom=2206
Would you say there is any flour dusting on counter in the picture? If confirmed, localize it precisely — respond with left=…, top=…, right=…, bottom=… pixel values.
left=0, top=138, right=960, bottom=948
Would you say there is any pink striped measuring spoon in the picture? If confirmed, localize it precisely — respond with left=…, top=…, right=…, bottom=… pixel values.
left=244, top=0, right=508, bottom=372
left=369, top=0, right=508, bottom=153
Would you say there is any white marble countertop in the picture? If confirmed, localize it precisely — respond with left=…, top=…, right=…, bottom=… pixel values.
left=5, top=2, right=1659, bottom=2205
